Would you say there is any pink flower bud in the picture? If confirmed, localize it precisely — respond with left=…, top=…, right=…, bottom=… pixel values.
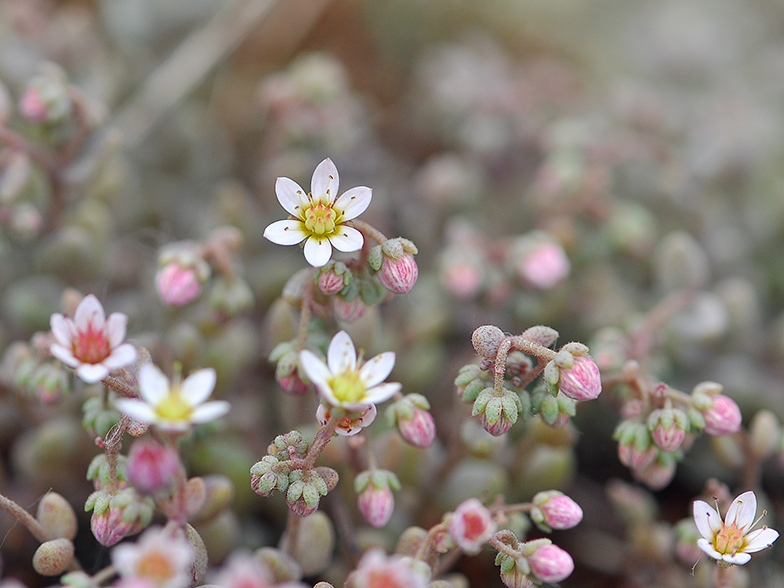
left=378, top=253, right=419, bottom=294
left=332, top=296, right=366, bottom=323
left=91, top=506, right=144, bottom=547
left=18, top=87, right=50, bottom=123
left=618, top=442, right=658, bottom=472
left=448, top=498, right=496, bottom=554
left=531, top=491, right=583, bottom=530
left=651, top=421, right=686, bottom=452
left=356, top=471, right=399, bottom=529
left=397, top=405, right=436, bottom=448
left=156, top=263, right=201, bottom=306
left=557, top=356, right=602, bottom=401
left=128, top=439, right=182, bottom=494
left=527, top=543, right=574, bottom=583
left=318, top=268, right=347, bottom=295
left=632, top=456, right=676, bottom=490
left=512, top=238, right=570, bottom=289
left=702, top=394, right=742, bottom=436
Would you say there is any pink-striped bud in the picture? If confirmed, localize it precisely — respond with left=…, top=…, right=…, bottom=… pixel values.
left=156, top=263, right=201, bottom=306
left=318, top=262, right=350, bottom=295
left=526, top=543, right=574, bottom=583
left=618, top=442, right=658, bottom=472
left=648, top=407, right=688, bottom=452
left=448, top=498, right=496, bottom=554
left=701, top=394, right=742, bottom=436
left=530, top=491, right=583, bottom=531
left=369, top=238, right=419, bottom=295
left=632, top=454, right=676, bottom=490
left=127, top=439, right=183, bottom=494
left=552, top=355, right=602, bottom=402
left=387, top=394, right=436, bottom=448
left=88, top=488, right=153, bottom=547
left=355, top=470, right=400, bottom=528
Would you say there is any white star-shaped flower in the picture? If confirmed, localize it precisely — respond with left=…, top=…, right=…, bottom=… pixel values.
left=50, top=294, right=137, bottom=383
left=263, top=158, right=371, bottom=267
left=299, top=330, right=401, bottom=411
left=693, top=490, right=779, bottom=565
left=115, top=364, right=230, bottom=434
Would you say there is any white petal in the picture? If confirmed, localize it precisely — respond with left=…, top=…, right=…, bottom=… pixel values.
left=139, top=364, right=171, bottom=404
left=103, top=344, right=137, bottom=370
left=114, top=399, right=157, bottom=424
left=50, top=344, right=79, bottom=368
left=727, top=491, right=757, bottom=531
left=328, top=226, right=364, bottom=253
left=275, top=176, right=308, bottom=217
left=74, top=294, right=105, bottom=332
left=723, top=552, right=751, bottom=565
left=303, top=236, right=333, bottom=267
left=106, top=312, right=128, bottom=348
left=50, top=314, right=74, bottom=346
left=190, top=401, right=231, bottom=424
left=76, top=363, right=109, bottom=383
left=697, top=538, right=721, bottom=560
left=180, top=368, right=217, bottom=405
left=316, top=384, right=341, bottom=407
left=334, top=186, right=371, bottom=220
left=311, top=158, right=339, bottom=202
left=359, top=351, right=395, bottom=388
left=743, top=527, right=779, bottom=553
left=299, top=350, right=332, bottom=389
left=155, top=419, right=192, bottom=434
left=361, top=382, right=402, bottom=406
left=694, top=500, right=722, bottom=538
left=263, top=220, right=308, bottom=245
left=327, top=330, right=356, bottom=374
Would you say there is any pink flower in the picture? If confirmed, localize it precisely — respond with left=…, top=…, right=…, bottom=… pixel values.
left=531, top=491, right=583, bottom=531
left=448, top=498, right=496, bottom=554
left=526, top=543, right=574, bottom=583
left=348, top=548, right=429, bottom=588
left=694, top=490, right=779, bottom=565
left=210, top=551, right=274, bottom=588
left=112, top=526, right=192, bottom=588
left=156, top=264, right=201, bottom=306
left=127, top=439, right=183, bottom=494
left=702, top=394, right=742, bottom=436
left=49, top=294, right=137, bottom=383
left=557, top=356, right=602, bottom=401
left=263, top=158, right=371, bottom=267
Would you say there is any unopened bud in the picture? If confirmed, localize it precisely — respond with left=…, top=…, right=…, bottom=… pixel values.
left=371, top=239, right=419, bottom=294
left=549, top=354, right=602, bottom=402
left=530, top=491, right=583, bottom=531
left=472, top=387, right=523, bottom=436
left=127, top=438, right=182, bottom=494
left=387, top=394, right=436, bottom=448
left=701, top=394, right=742, bottom=436
left=748, top=409, right=780, bottom=460
left=355, top=470, right=400, bottom=528
left=36, top=492, right=77, bottom=540
left=317, top=262, right=350, bottom=295
left=472, top=325, right=506, bottom=359
left=525, top=542, right=573, bottom=583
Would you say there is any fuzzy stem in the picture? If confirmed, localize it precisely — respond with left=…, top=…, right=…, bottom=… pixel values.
left=0, top=493, right=49, bottom=543
left=350, top=219, right=388, bottom=245
left=296, top=270, right=315, bottom=351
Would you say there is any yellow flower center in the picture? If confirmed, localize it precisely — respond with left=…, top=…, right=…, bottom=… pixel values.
left=715, top=522, right=745, bottom=555
left=136, top=551, right=176, bottom=583
left=155, top=391, right=193, bottom=420
left=303, top=202, right=337, bottom=236
left=330, top=370, right=366, bottom=404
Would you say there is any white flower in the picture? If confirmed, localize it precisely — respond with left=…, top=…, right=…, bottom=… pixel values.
left=50, top=294, right=137, bottom=383
left=263, top=158, right=371, bottom=267
left=299, top=330, right=401, bottom=411
left=693, top=490, right=779, bottom=565
left=112, top=526, right=192, bottom=588
left=115, top=364, right=230, bottom=433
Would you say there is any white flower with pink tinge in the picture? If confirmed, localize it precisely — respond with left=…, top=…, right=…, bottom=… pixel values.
left=112, top=526, right=192, bottom=588
left=263, top=158, right=372, bottom=267
left=115, top=364, right=230, bottom=434
left=694, top=490, right=779, bottom=565
left=299, top=330, right=401, bottom=411
left=50, top=294, right=137, bottom=383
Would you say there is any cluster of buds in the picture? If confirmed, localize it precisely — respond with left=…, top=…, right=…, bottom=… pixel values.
left=613, top=380, right=742, bottom=490
left=250, top=430, right=339, bottom=517
left=455, top=324, right=601, bottom=436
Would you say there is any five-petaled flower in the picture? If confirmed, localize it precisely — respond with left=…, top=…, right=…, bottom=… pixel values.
left=115, top=363, right=230, bottom=434
left=693, top=490, right=779, bottom=566
left=263, top=158, right=371, bottom=267
left=50, top=294, right=137, bottom=383
left=299, top=330, right=401, bottom=411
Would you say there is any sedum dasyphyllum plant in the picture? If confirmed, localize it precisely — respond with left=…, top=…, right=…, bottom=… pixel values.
left=2, top=5, right=784, bottom=588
